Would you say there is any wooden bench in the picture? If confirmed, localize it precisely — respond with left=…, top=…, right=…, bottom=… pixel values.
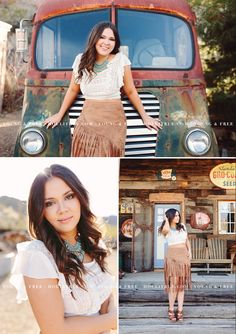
left=207, top=237, right=233, bottom=273
left=190, top=237, right=234, bottom=273
left=190, top=237, right=209, bottom=272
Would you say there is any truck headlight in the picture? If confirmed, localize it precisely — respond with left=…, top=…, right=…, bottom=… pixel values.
left=20, top=128, right=46, bottom=155
left=185, top=128, right=211, bottom=156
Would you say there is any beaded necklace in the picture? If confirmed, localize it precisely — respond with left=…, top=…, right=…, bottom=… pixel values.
left=93, top=57, right=109, bottom=73
left=64, top=239, right=85, bottom=262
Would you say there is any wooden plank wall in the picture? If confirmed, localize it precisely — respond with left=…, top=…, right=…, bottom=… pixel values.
left=119, top=159, right=235, bottom=241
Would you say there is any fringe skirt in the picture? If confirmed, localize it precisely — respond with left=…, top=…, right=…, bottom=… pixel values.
left=71, top=99, right=126, bottom=157
left=164, top=244, right=192, bottom=293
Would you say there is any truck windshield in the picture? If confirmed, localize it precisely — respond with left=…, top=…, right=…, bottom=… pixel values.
left=35, top=9, right=110, bottom=70
left=117, top=9, right=193, bottom=69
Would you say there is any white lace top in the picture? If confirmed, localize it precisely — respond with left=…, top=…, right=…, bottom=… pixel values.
left=165, top=225, right=188, bottom=246
left=10, top=240, right=114, bottom=317
left=72, top=52, right=131, bottom=99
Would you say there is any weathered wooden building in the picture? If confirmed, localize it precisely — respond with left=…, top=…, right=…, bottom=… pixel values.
left=119, top=159, right=236, bottom=273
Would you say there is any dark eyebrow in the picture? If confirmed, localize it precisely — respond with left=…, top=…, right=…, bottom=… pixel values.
left=45, top=190, right=73, bottom=201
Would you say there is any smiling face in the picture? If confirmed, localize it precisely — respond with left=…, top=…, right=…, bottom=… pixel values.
left=43, top=177, right=81, bottom=240
left=95, top=28, right=116, bottom=58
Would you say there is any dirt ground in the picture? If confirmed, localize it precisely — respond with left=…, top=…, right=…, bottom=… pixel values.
left=0, top=250, right=117, bottom=334
left=0, top=110, right=21, bottom=157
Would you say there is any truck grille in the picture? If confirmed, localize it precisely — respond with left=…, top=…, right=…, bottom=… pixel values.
left=69, top=92, right=160, bottom=157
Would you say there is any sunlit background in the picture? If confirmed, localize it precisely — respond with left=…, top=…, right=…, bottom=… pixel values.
left=0, top=157, right=119, bottom=216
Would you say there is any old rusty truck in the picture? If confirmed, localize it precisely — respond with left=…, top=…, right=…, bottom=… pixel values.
left=14, top=0, right=219, bottom=157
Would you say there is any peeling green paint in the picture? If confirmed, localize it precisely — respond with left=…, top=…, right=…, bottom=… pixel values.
left=14, top=84, right=71, bottom=157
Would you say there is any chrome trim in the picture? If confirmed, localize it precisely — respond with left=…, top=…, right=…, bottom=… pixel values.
left=68, top=92, right=160, bottom=157
left=184, top=128, right=211, bottom=156
left=19, top=127, right=46, bottom=155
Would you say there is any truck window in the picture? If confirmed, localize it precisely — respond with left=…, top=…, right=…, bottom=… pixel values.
left=117, top=9, right=194, bottom=69
left=35, top=9, right=110, bottom=70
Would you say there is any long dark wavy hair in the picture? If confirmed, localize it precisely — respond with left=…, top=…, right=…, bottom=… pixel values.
left=158, top=208, right=185, bottom=234
left=78, top=21, right=121, bottom=79
left=28, top=164, right=108, bottom=290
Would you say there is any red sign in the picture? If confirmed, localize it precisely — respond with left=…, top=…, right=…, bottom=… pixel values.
left=190, top=212, right=210, bottom=230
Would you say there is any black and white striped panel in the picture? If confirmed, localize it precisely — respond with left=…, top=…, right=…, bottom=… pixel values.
left=68, top=92, right=160, bottom=157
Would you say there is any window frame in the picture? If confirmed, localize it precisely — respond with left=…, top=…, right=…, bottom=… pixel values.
left=116, top=8, right=195, bottom=71
left=218, top=200, right=236, bottom=235
left=34, top=8, right=111, bottom=71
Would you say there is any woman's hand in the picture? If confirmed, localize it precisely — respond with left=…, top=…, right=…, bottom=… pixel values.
left=43, top=113, right=63, bottom=129
left=107, top=294, right=117, bottom=330
left=164, top=216, right=170, bottom=227
left=142, top=114, right=163, bottom=131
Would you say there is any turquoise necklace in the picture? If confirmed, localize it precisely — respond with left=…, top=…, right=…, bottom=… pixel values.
left=93, top=57, right=109, bottom=73
left=64, top=239, right=85, bottom=262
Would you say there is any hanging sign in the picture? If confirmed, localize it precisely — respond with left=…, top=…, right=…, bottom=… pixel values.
left=120, top=202, right=133, bottom=213
left=190, top=212, right=211, bottom=230
left=157, top=169, right=176, bottom=180
left=121, top=219, right=141, bottom=238
left=210, top=163, right=236, bottom=189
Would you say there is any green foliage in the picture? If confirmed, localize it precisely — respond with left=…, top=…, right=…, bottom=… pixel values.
left=187, top=0, right=236, bottom=121
left=0, top=0, right=36, bottom=28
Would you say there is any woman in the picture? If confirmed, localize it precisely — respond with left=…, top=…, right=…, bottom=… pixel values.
left=10, top=164, right=117, bottom=334
left=158, top=208, right=192, bottom=322
left=43, top=21, right=162, bottom=157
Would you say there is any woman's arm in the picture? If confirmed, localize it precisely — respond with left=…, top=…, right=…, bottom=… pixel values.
left=99, top=293, right=116, bottom=334
left=24, top=276, right=117, bottom=334
left=100, top=297, right=109, bottom=315
left=123, top=66, right=162, bottom=131
left=43, top=76, right=81, bottom=128
left=161, top=217, right=170, bottom=236
left=186, top=238, right=192, bottom=259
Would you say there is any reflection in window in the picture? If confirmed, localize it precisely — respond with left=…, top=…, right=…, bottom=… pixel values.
left=117, top=9, right=193, bottom=69
left=218, top=201, right=235, bottom=234
left=36, top=10, right=110, bottom=70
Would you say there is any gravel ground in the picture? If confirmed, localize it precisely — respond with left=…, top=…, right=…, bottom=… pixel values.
left=0, top=110, right=21, bottom=157
left=0, top=250, right=117, bottom=334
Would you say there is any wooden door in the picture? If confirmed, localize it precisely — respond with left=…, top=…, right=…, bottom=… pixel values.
left=133, top=200, right=153, bottom=272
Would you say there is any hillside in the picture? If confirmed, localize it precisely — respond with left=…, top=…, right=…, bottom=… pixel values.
left=0, top=196, right=27, bottom=230
left=0, top=196, right=117, bottom=241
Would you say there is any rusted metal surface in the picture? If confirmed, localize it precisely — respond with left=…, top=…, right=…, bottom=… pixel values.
left=152, top=85, right=218, bottom=156
left=34, top=0, right=195, bottom=24
left=14, top=82, right=71, bottom=157
left=14, top=0, right=219, bottom=157
left=30, top=0, right=203, bottom=83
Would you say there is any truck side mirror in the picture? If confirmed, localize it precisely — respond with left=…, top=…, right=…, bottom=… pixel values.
left=15, top=19, right=32, bottom=62
left=15, top=28, right=28, bottom=52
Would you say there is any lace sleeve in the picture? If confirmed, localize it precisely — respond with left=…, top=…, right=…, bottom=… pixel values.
left=72, top=53, right=83, bottom=84
left=10, top=241, right=59, bottom=303
left=118, top=52, right=131, bottom=88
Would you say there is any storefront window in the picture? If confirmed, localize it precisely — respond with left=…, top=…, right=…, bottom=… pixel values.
left=218, top=201, right=236, bottom=234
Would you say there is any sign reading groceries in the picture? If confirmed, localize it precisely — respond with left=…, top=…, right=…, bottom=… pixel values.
left=210, top=163, right=236, bottom=189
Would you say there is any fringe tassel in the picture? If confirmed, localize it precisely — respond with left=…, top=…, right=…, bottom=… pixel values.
left=164, top=259, right=192, bottom=293
left=164, top=245, right=192, bottom=293
left=72, top=117, right=125, bottom=157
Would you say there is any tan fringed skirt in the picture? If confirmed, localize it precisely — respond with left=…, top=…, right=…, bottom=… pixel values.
left=164, top=244, right=192, bottom=293
left=71, top=99, right=126, bottom=157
